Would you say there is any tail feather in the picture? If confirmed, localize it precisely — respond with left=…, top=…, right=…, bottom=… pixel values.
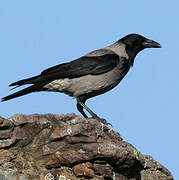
left=1, top=84, right=42, bottom=102
left=9, top=75, right=42, bottom=87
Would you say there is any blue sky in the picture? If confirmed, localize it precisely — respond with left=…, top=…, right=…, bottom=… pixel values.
left=0, top=1, right=178, bottom=178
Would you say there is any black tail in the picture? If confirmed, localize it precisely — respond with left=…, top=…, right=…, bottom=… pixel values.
left=9, top=75, right=42, bottom=87
left=1, top=84, right=42, bottom=102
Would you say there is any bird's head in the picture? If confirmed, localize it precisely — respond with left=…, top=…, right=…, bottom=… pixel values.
left=119, top=33, right=161, bottom=66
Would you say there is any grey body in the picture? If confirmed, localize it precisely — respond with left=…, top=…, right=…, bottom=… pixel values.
left=2, top=34, right=161, bottom=124
left=43, top=44, right=129, bottom=98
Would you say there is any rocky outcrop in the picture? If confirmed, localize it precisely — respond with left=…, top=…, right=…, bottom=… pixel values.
left=0, top=114, right=173, bottom=180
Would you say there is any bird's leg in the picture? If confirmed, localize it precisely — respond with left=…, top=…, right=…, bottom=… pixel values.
left=77, top=97, right=109, bottom=125
left=77, top=102, right=88, bottom=118
left=77, top=100, right=98, bottom=119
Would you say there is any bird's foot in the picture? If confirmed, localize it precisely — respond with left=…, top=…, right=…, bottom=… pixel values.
left=92, top=116, right=112, bottom=126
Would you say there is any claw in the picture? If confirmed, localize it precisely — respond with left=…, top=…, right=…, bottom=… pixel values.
left=91, top=116, right=112, bottom=126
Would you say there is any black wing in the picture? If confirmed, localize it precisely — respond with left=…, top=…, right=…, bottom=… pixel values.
left=9, top=53, right=120, bottom=87
left=41, top=53, right=120, bottom=79
left=3, top=51, right=120, bottom=102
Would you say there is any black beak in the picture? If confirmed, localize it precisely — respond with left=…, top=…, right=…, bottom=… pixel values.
left=142, top=39, right=162, bottom=48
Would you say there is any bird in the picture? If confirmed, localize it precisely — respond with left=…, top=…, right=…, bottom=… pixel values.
left=2, top=34, right=161, bottom=124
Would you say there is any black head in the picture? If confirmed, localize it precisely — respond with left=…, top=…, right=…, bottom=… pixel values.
left=119, top=34, right=161, bottom=66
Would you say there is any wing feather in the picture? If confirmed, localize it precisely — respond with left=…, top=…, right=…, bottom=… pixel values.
left=41, top=53, right=120, bottom=79
left=9, top=50, right=120, bottom=87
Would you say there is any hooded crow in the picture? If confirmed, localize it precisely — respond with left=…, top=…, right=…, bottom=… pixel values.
left=2, top=34, right=161, bottom=124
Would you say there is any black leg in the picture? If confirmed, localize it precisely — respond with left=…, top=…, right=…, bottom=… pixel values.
left=77, top=97, right=99, bottom=119
left=76, top=97, right=88, bottom=118
left=77, top=102, right=88, bottom=118
left=76, top=97, right=110, bottom=125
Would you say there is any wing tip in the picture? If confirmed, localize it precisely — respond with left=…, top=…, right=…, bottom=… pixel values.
left=9, top=82, right=16, bottom=87
left=9, top=86, right=20, bottom=90
left=1, top=97, right=6, bottom=102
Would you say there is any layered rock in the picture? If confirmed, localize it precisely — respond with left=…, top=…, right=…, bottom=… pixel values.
left=0, top=114, right=173, bottom=180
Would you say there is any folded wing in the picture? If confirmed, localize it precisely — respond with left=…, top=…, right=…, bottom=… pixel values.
left=10, top=52, right=120, bottom=87
left=41, top=53, right=120, bottom=79
left=2, top=50, right=120, bottom=101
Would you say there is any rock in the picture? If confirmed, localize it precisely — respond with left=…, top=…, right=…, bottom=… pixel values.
left=0, top=113, right=173, bottom=180
left=73, top=162, right=94, bottom=177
